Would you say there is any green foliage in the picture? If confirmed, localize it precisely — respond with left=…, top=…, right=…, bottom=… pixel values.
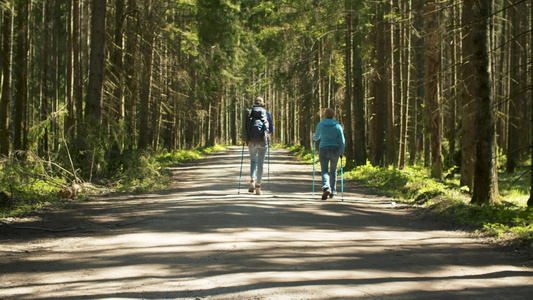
left=498, top=165, right=530, bottom=206
left=1, top=145, right=226, bottom=217
left=283, top=144, right=315, bottom=164
left=344, top=162, right=533, bottom=249
left=0, top=155, right=66, bottom=217
left=155, top=144, right=226, bottom=167
left=110, top=145, right=226, bottom=193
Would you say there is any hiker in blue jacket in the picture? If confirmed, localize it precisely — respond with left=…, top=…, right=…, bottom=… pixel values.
left=313, top=108, right=345, bottom=200
left=242, top=97, right=274, bottom=195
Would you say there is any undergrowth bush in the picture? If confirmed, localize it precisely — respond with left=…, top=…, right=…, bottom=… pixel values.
left=346, top=162, right=533, bottom=249
left=0, top=144, right=226, bottom=217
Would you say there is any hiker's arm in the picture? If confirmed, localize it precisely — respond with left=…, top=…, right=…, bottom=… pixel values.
left=313, top=124, right=322, bottom=141
left=267, top=112, right=274, bottom=134
left=338, top=124, right=346, bottom=155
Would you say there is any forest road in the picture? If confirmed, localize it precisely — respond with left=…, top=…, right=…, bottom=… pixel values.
left=1, top=146, right=532, bottom=299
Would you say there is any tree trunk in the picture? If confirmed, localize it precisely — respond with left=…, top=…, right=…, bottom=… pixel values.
left=424, top=0, right=443, bottom=179
left=0, top=6, right=12, bottom=156
left=39, top=0, right=50, bottom=157
left=73, top=0, right=83, bottom=137
left=388, top=0, right=398, bottom=166
left=368, top=2, right=386, bottom=166
left=506, top=0, right=520, bottom=173
left=460, top=0, right=477, bottom=190
left=138, top=2, right=154, bottom=150
left=85, top=0, right=106, bottom=125
left=124, top=0, right=138, bottom=150
left=529, top=0, right=533, bottom=208
left=398, top=0, right=411, bottom=169
left=109, top=0, right=125, bottom=151
left=65, top=0, right=74, bottom=136
left=352, top=10, right=366, bottom=167
left=409, top=0, right=424, bottom=165
left=471, top=0, right=499, bottom=204
left=343, top=0, right=354, bottom=165
left=13, top=0, right=29, bottom=154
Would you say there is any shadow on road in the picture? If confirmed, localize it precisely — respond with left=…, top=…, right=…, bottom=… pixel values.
left=1, top=146, right=532, bottom=299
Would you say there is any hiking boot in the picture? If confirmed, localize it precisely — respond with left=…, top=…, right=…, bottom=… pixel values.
left=255, top=185, right=262, bottom=195
left=322, top=188, right=331, bottom=200
left=249, top=180, right=255, bottom=193
left=329, top=193, right=334, bottom=198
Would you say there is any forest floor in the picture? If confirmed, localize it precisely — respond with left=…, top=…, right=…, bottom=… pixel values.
left=1, top=146, right=532, bottom=299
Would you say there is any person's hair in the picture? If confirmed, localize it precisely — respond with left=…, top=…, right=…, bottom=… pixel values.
left=324, top=108, right=335, bottom=119
left=254, top=97, right=264, bottom=106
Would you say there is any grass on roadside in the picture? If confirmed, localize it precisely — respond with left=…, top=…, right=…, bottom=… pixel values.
left=0, top=144, right=226, bottom=218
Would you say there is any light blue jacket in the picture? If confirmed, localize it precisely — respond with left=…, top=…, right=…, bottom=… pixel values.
left=313, top=118, right=345, bottom=154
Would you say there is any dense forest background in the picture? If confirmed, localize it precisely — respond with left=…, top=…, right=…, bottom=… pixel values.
left=0, top=0, right=532, bottom=206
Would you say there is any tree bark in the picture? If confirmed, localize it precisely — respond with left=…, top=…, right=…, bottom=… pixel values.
left=368, top=2, right=386, bottom=166
left=424, top=0, right=443, bottom=179
left=527, top=0, right=533, bottom=207
left=65, top=0, right=74, bottom=136
left=409, top=0, right=424, bottom=165
left=110, top=0, right=125, bottom=150
left=398, top=0, right=411, bottom=169
left=506, top=0, right=520, bottom=173
left=460, top=0, right=477, bottom=190
left=471, top=0, right=499, bottom=204
left=0, top=6, right=12, bottom=156
left=138, top=2, right=154, bottom=150
left=352, top=10, right=366, bottom=167
left=39, top=0, right=50, bottom=157
left=13, top=0, right=29, bottom=154
left=388, top=0, right=398, bottom=166
left=73, top=0, right=83, bottom=137
left=124, top=0, right=138, bottom=150
left=85, top=0, right=107, bottom=125
left=343, top=0, right=354, bottom=165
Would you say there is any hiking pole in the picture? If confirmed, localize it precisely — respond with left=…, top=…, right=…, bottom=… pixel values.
left=268, top=139, right=270, bottom=189
left=238, top=142, right=245, bottom=194
left=341, top=156, right=344, bottom=201
left=313, top=140, right=316, bottom=196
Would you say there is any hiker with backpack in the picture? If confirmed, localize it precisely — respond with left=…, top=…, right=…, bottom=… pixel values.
left=241, top=97, right=274, bottom=195
left=313, top=108, right=345, bottom=200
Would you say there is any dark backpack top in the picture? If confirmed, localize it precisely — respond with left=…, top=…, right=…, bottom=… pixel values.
left=248, top=106, right=269, bottom=143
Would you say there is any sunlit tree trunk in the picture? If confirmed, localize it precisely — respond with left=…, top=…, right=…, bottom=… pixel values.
left=409, top=0, right=424, bottom=165
left=109, top=0, right=125, bottom=151
left=138, top=2, right=154, bottom=150
left=388, top=0, right=398, bottom=166
left=460, top=0, right=476, bottom=190
left=398, top=0, right=411, bottom=169
left=124, top=0, right=137, bottom=150
left=343, top=0, right=354, bottom=164
left=352, top=10, right=366, bottom=166
left=368, top=2, right=386, bottom=166
left=471, top=0, right=498, bottom=204
left=506, top=0, right=520, bottom=173
left=424, top=0, right=443, bottom=179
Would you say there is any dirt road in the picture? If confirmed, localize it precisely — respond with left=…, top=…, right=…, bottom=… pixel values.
left=1, top=146, right=532, bottom=299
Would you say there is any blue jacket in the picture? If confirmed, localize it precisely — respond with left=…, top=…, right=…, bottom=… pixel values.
left=313, top=118, right=345, bottom=154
